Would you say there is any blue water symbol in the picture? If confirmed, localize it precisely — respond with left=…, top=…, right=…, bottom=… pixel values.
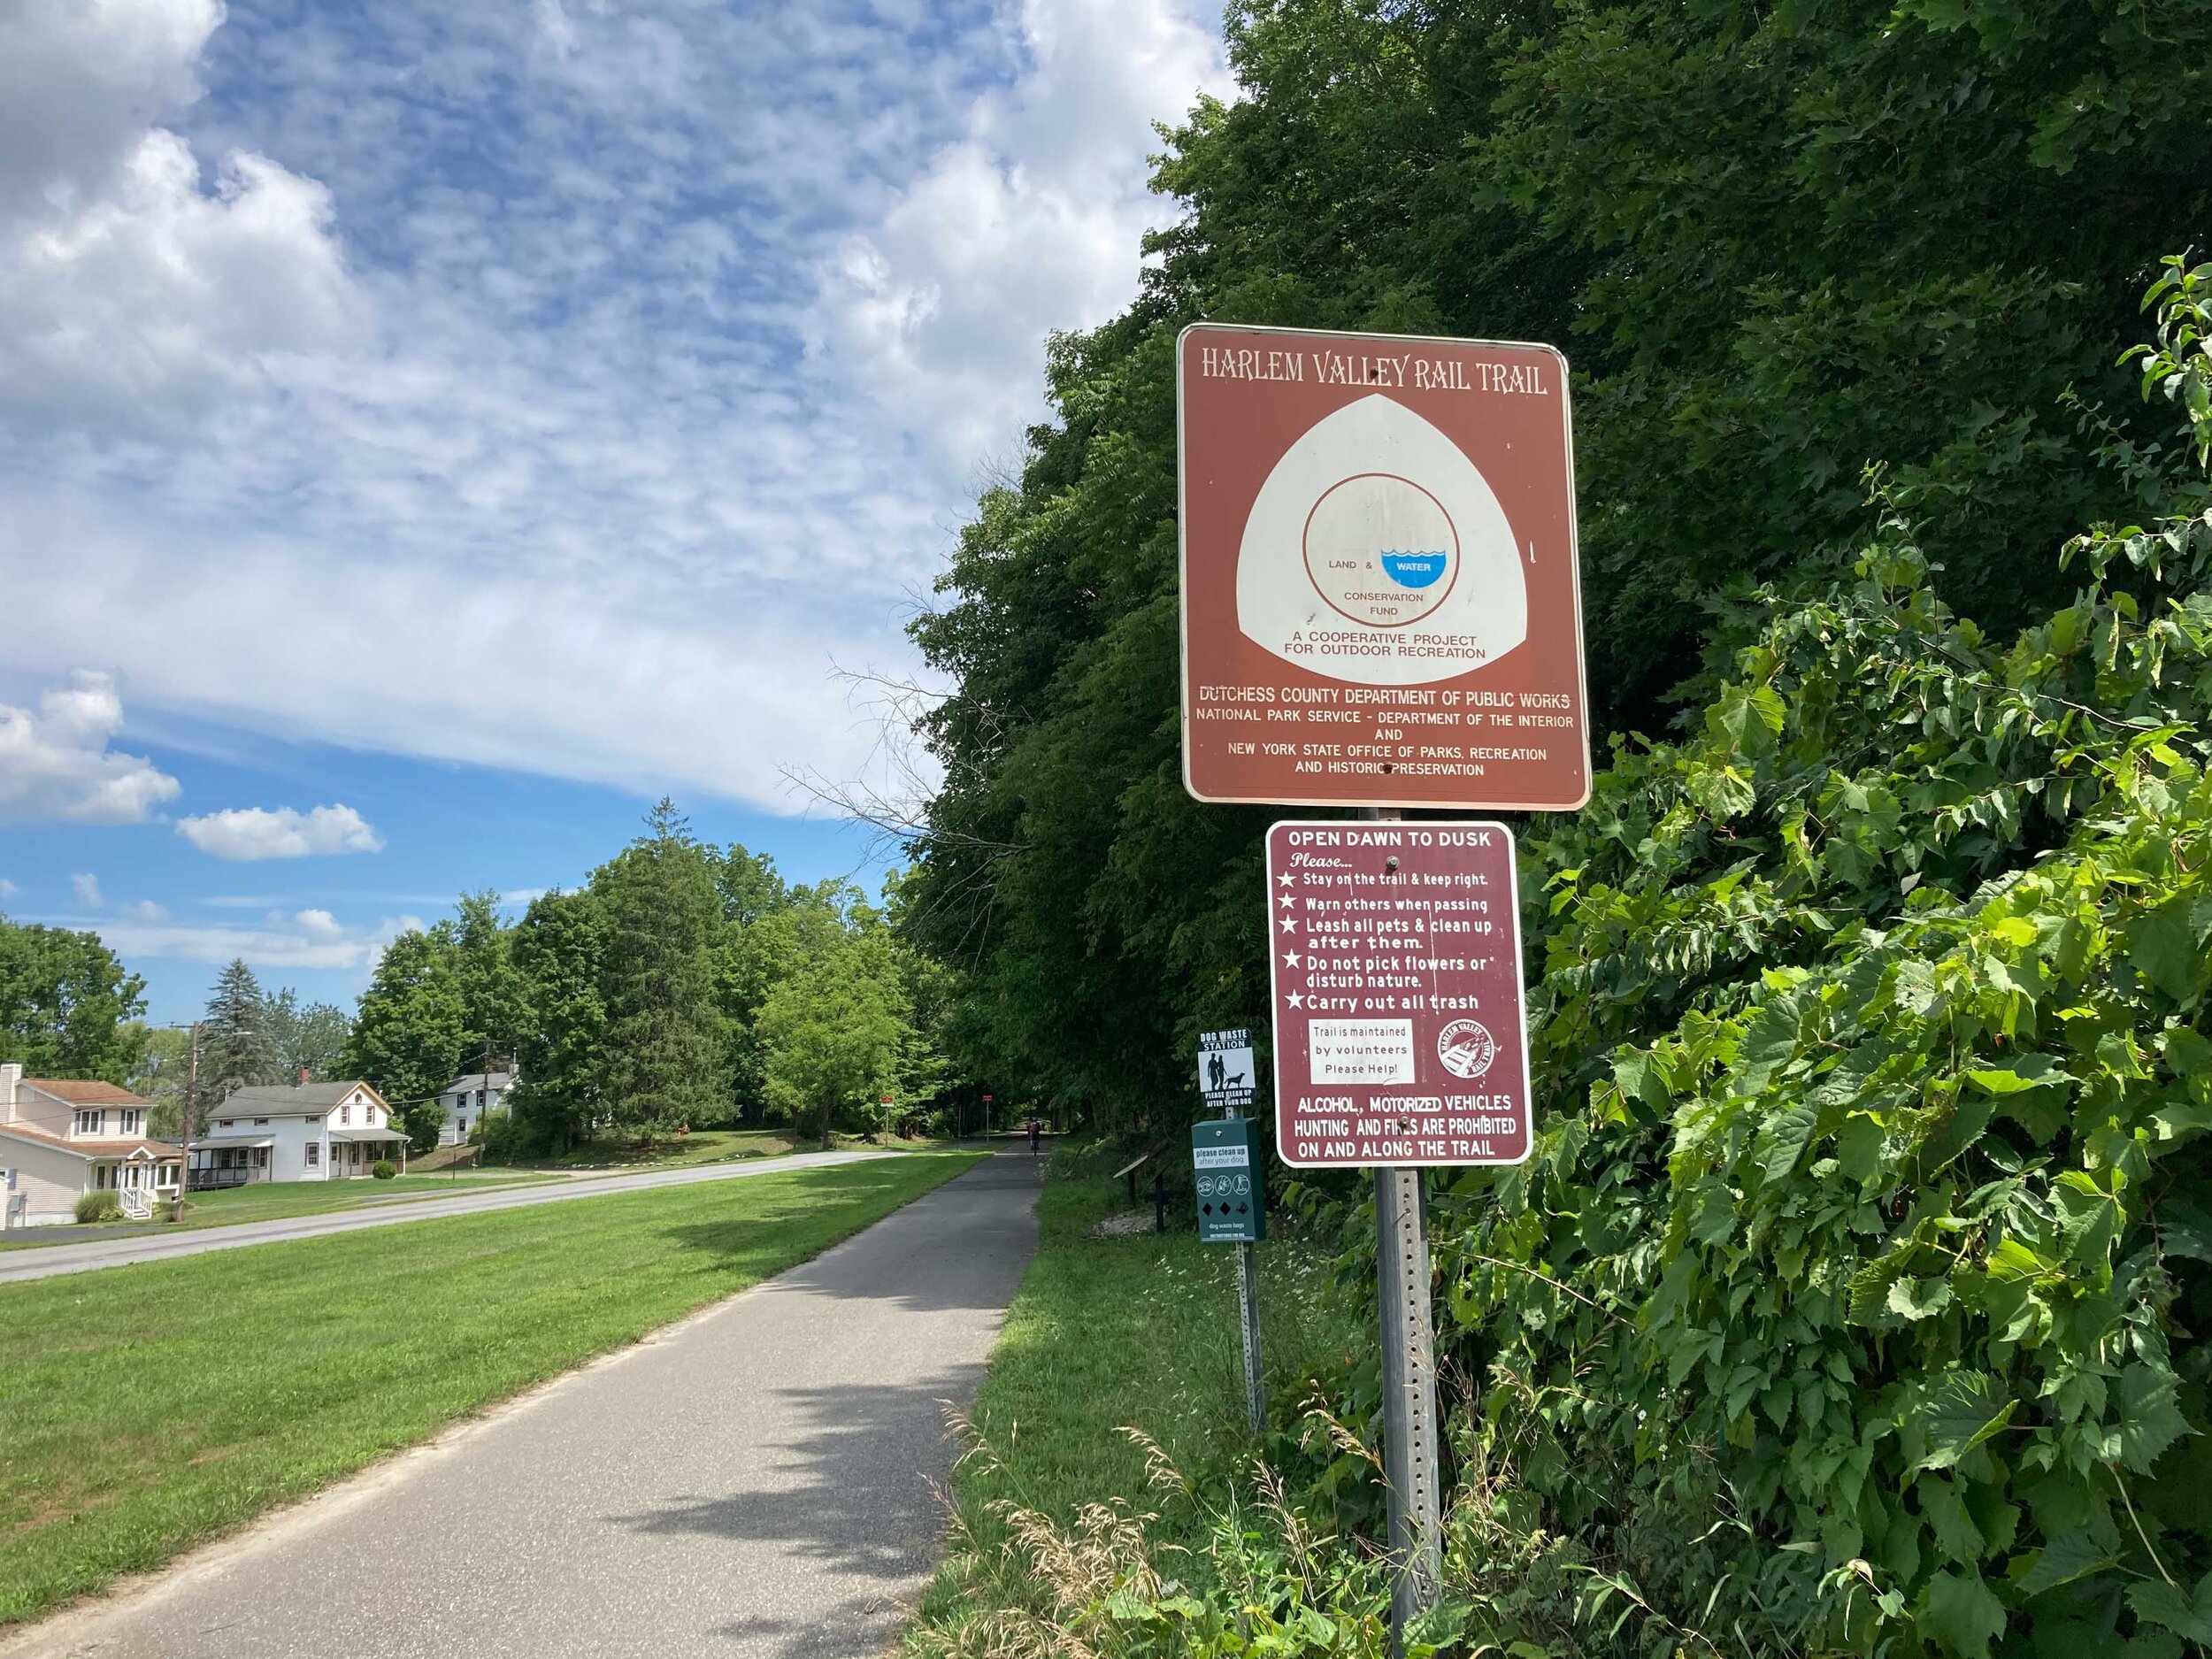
left=1379, top=550, right=1448, bottom=589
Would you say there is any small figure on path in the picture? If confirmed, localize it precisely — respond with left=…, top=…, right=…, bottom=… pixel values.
left=1027, top=1117, right=1041, bottom=1155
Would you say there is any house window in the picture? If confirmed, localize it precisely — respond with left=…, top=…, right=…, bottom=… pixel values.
left=217, top=1119, right=234, bottom=1129
left=457, top=1117, right=468, bottom=1136
left=340, top=1104, right=351, bottom=1125
left=306, top=1142, right=320, bottom=1167
left=73, top=1110, right=105, bottom=1135
left=254, top=1118, right=269, bottom=1125
left=120, top=1109, right=142, bottom=1134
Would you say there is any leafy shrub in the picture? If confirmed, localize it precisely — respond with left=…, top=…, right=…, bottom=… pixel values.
left=371, top=1159, right=397, bottom=1180
left=73, top=1190, right=121, bottom=1224
left=476, top=1107, right=529, bottom=1164
left=1390, top=261, right=2212, bottom=1657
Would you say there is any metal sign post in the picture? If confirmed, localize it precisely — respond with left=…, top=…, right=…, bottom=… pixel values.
left=1192, top=1111, right=1267, bottom=1436
left=1174, top=322, right=1582, bottom=1655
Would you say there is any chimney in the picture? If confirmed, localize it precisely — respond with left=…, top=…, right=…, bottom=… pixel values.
left=0, top=1061, right=18, bottom=1124
left=296, top=1065, right=311, bottom=1087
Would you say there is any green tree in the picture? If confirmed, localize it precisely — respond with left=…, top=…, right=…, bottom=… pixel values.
left=197, top=959, right=281, bottom=1116
left=505, top=887, right=605, bottom=1154
left=342, top=931, right=466, bottom=1149
left=757, top=925, right=913, bottom=1146
left=448, top=889, right=528, bottom=1072
left=260, top=987, right=350, bottom=1083
left=0, top=918, right=148, bottom=1083
left=589, top=799, right=727, bottom=1139
left=128, top=1025, right=193, bottom=1139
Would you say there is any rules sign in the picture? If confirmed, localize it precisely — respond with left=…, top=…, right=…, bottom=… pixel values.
left=1178, top=323, right=1588, bottom=811
left=1267, top=820, right=1532, bottom=1168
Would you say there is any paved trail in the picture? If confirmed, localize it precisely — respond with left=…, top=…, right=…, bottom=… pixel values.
left=0, top=1150, right=901, bottom=1285
left=5, top=1147, right=1044, bottom=1659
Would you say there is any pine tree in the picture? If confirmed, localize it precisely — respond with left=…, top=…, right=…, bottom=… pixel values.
left=590, top=799, right=727, bottom=1139
left=198, top=958, right=280, bottom=1120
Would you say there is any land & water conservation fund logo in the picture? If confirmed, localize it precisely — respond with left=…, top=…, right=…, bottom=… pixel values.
left=1436, top=1018, right=1497, bottom=1079
left=1302, top=472, right=1458, bottom=627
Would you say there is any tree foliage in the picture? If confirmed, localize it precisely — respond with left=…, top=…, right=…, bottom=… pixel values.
left=198, top=958, right=282, bottom=1113
left=590, top=799, right=728, bottom=1139
left=342, top=932, right=467, bottom=1149
left=504, top=887, right=604, bottom=1153
left=0, top=918, right=146, bottom=1085
left=899, top=0, right=2212, bottom=1142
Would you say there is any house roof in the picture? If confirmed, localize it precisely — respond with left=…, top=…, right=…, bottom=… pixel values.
left=329, top=1126, right=409, bottom=1143
left=0, top=1122, right=180, bottom=1162
left=23, top=1078, right=154, bottom=1107
left=221, top=1080, right=379, bottom=1111
left=443, top=1071, right=516, bottom=1093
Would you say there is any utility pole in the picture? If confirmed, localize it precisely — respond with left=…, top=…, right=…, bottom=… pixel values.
left=173, top=1022, right=199, bottom=1224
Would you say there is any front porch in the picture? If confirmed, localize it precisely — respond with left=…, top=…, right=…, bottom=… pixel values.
left=329, top=1128, right=408, bottom=1178
left=188, top=1142, right=273, bottom=1188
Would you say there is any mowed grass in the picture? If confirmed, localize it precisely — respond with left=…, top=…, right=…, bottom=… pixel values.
left=500, top=1126, right=802, bottom=1170
left=0, top=1173, right=556, bottom=1252
left=0, top=1151, right=984, bottom=1626
left=916, top=1148, right=1356, bottom=1631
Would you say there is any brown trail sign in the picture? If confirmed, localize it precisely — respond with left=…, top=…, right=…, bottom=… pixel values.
left=1177, top=323, right=1588, bottom=811
left=1267, top=820, right=1532, bottom=1170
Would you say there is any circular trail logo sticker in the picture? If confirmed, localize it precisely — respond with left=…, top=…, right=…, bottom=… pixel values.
left=1302, top=472, right=1459, bottom=628
left=1436, top=1019, right=1498, bottom=1079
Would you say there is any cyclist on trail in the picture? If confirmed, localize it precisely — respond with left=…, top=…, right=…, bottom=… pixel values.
left=1027, top=1116, right=1041, bottom=1154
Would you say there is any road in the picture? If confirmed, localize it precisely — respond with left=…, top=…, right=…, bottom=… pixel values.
left=0, top=1150, right=902, bottom=1285
left=5, top=1146, right=1043, bottom=1659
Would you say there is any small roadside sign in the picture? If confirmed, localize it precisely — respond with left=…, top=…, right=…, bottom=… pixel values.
left=1192, top=1118, right=1265, bottom=1243
left=1177, top=323, right=1588, bottom=811
left=1197, top=1028, right=1256, bottom=1110
left=1267, top=819, right=1532, bottom=1168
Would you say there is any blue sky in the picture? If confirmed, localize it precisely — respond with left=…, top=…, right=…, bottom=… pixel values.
left=0, top=0, right=1228, bottom=1026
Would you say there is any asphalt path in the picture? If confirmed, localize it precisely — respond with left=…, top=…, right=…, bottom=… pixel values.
left=5, top=1146, right=1044, bottom=1659
left=0, top=1150, right=902, bottom=1285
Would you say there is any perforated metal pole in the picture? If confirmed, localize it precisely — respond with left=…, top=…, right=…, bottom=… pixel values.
left=1377, top=1166, right=1441, bottom=1644
left=1235, top=1237, right=1265, bottom=1435
left=1362, top=804, right=1440, bottom=1648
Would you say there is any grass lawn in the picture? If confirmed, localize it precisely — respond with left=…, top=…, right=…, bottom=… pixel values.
left=913, top=1146, right=1357, bottom=1634
left=0, top=1171, right=554, bottom=1251
left=0, top=1150, right=984, bottom=1626
left=497, top=1126, right=803, bottom=1170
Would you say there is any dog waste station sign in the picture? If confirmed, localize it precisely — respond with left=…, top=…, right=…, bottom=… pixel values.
left=1196, top=1026, right=1256, bottom=1111
left=1178, top=322, right=1589, bottom=811
left=1267, top=821, right=1532, bottom=1169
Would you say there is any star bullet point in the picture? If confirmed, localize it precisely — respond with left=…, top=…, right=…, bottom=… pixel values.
left=1286, top=991, right=1304, bottom=1009
left=1279, top=916, right=1297, bottom=933
left=1281, top=951, right=1300, bottom=968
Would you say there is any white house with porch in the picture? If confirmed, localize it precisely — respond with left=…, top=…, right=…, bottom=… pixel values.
left=192, top=1080, right=409, bottom=1186
left=436, top=1069, right=516, bottom=1146
left=0, top=1063, right=181, bottom=1226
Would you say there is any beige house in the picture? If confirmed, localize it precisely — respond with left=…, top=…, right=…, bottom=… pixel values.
left=0, top=1062, right=182, bottom=1227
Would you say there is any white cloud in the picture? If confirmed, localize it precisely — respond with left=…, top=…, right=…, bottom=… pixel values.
left=0, top=0, right=1224, bottom=808
left=175, top=803, right=385, bottom=861
left=71, top=872, right=103, bottom=907
left=0, top=0, right=357, bottom=425
left=82, top=909, right=426, bottom=972
left=812, top=0, right=1230, bottom=470
left=0, top=670, right=182, bottom=825
left=0, top=878, right=18, bottom=899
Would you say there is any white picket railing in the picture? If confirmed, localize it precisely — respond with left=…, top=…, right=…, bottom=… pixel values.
left=119, top=1187, right=152, bottom=1221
